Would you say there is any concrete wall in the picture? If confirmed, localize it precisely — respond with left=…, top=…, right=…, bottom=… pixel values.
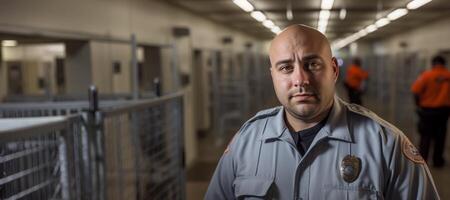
left=90, top=41, right=132, bottom=94
left=0, top=0, right=265, bottom=167
left=65, top=41, right=92, bottom=95
left=2, top=44, right=64, bottom=96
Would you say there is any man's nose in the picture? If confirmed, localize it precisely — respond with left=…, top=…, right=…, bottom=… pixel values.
left=293, top=67, right=309, bottom=87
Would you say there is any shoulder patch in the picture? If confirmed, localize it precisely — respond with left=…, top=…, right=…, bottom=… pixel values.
left=347, top=103, right=403, bottom=134
left=402, top=138, right=425, bottom=164
left=224, top=134, right=237, bottom=154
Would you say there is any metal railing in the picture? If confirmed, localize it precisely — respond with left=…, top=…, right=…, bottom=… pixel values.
left=0, top=115, right=85, bottom=200
left=102, top=92, right=185, bottom=200
left=0, top=89, right=185, bottom=200
left=210, top=51, right=274, bottom=144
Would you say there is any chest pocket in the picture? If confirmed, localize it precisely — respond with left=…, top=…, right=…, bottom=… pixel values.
left=322, top=185, right=382, bottom=200
left=233, top=176, right=274, bottom=199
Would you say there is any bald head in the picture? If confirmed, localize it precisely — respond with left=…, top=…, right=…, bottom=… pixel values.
left=269, top=24, right=333, bottom=66
left=268, top=24, right=339, bottom=128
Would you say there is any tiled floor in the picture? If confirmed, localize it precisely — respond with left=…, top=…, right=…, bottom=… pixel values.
left=186, top=133, right=231, bottom=200
left=186, top=95, right=450, bottom=199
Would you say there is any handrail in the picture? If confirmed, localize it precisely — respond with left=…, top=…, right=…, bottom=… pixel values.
left=102, top=91, right=184, bottom=117
left=0, top=115, right=81, bottom=142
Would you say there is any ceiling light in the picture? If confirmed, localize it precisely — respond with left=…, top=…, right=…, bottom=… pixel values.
left=232, top=0, right=254, bottom=12
left=318, top=21, right=328, bottom=33
left=286, top=9, right=293, bottom=20
left=365, top=25, right=378, bottom=33
left=318, top=19, right=328, bottom=33
left=319, top=10, right=331, bottom=19
left=375, top=18, right=390, bottom=27
left=2, top=40, right=17, bottom=47
left=251, top=11, right=266, bottom=22
left=318, top=26, right=327, bottom=33
left=318, top=19, right=328, bottom=27
left=339, top=8, right=347, bottom=20
left=321, top=0, right=334, bottom=10
left=387, top=8, right=408, bottom=20
left=407, top=0, right=432, bottom=9
left=271, top=26, right=281, bottom=34
left=357, top=29, right=368, bottom=37
left=287, top=0, right=293, bottom=20
left=262, top=20, right=275, bottom=28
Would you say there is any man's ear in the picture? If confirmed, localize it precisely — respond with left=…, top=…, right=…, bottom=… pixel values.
left=331, top=57, right=339, bottom=82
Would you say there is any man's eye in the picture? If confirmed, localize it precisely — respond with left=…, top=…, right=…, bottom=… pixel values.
left=279, top=65, right=293, bottom=73
left=306, top=62, right=322, bottom=71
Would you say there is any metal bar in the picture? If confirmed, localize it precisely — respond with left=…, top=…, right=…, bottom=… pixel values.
left=59, top=132, right=71, bottom=200
left=0, top=145, right=53, bottom=163
left=131, top=111, right=142, bottom=200
left=0, top=115, right=81, bottom=142
left=0, top=161, right=53, bottom=185
left=102, top=91, right=184, bottom=117
left=4, top=179, right=55, bottom=200
left=131, top=34, right=139, bottom=100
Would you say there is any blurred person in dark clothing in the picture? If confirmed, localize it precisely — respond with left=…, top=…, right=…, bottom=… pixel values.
left=411, top=55, right=450, bottom=168
left=344, top=58, right=368, bottom=105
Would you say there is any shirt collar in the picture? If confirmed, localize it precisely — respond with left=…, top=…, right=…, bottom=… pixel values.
left=261, top=96, right=352, bottom=143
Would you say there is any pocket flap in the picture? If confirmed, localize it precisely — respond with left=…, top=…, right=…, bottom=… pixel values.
left=233, top=177, right=273, bottom=198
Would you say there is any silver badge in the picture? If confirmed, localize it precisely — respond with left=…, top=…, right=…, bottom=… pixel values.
left=340, top=155, right=361, bottom=183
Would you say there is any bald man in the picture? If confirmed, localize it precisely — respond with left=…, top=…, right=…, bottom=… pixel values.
left=205, top=25, right=439, bottom=200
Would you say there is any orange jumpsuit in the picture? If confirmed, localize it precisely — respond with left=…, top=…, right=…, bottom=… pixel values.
left=411, top=65, right=450, bottom=166
left=344, top=64, right=368, bottom=104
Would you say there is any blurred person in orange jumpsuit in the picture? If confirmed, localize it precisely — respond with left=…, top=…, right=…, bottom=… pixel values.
left=411, top=55, right=450, bottom=168
left=344, top=58, right=368, bottom=105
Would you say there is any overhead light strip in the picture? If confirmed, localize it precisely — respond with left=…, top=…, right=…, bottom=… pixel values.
left=232, top=0, right=282, bottom=35
left=375, top=18, right=390, bottom=28
left=251, top=11, right=266, bottom=22
left=2, top=40, right=17, bottom=47
left=317, top=0, right=334, bottom=33
left=407, top=0, right=432, bottom=9
left=232, top=0, right=254, bottom=12
left=333, top=0, right=432, bottom=50
left=387, top=8, right=408, bottom=20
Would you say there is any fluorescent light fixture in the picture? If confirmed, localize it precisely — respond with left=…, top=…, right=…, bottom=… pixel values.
left=262, top=20, right=275, bottom=28
left=407, top=0, right=432, bottom=9
left=375, top=18, right=390, bottom=27
left=319, top=10, right=331, bottom=20
left=317, top=10, right=330, bottom=33
left=318, top=22, right=328, bottom=33
left=251, top=11, right=266, bottom=22
left=357, top=29, right=368, bottom=37
left=339, top=8, right=347, bottom=20
left=318, top=19, right=328, bottom=27
left=287, top=9, right=293, bottom=20
left=232, top=0, right=254, bottom=12
left=2, top=40, right=17, bottom=47
left=271, top=26, right=281, bottom=34
left=387, top=8, right=408, bottom=20
left=318, top=27, right=327, bottom=33
left=321, top=0, right=334, bottom=10
left=365, top=24, right=378, bottom=33
left=347, top=33, right=359, bottom=42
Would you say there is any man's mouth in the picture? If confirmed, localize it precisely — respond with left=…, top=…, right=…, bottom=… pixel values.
left=290, top=93, right=316, bottom=101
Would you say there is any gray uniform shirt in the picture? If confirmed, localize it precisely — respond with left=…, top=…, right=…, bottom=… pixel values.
left=205, top=97, right=440, bottom=200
